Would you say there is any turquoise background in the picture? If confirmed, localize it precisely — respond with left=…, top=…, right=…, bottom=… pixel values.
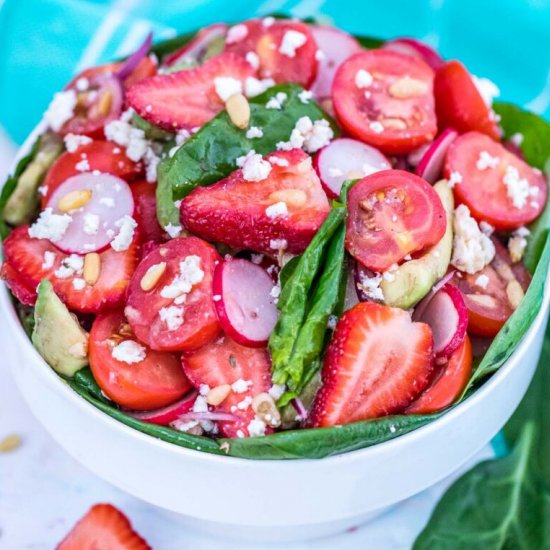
left=0, top=0, right=549, bottom=144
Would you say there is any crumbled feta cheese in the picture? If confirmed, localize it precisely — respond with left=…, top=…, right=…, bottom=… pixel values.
left=369, top=121, right=384, bottom=134
left=160, top=255, right=204, bottom=302
left=448, top=171, right=463, bottom=188
left=279, top=30, right=307, bottom=58
left=213, top=77, right=242, bottom=102
left=42, top=251, right=56, bottom=270
left=244, top=77, right=275, bottom=98
left=514, top=226, right=531, bottom=238
left=269, top=156, right=289, bottom=167
left=212, top=294, right=221, bottom=302
left=75, top=158, right=90, bottom=173
left=298, top=90, right=313, bottom=104
left=356, top=271, right=384, bottom=302
left=236, top=150, right=272, bottom=182
left=246, top=126, right=263, bottom=139
left=83, top=213, right=99, bottom=235
left=270, top=283, right=281, bottom=302
left=476, top=150, right=500, bottom=170
left=231, top=379, right=252, bottom=394
left=172, top=419, right=200, bottom=433
left=327, top=315, right=338, bottom=330
left=268, top=384, right=286, bottom=400
left=75, top=77, right=89, bottom=92
left=54, top=254, right=84, bottom=279
left=175, top=129, right=191, bottom=146
left=110, top=216, right=137, bottom=251
left=265, top=201, right=288, bottom=219
left=270, top=238, right=288, bottom=250
left=199, top=384, right=210, bottom=396
left=472, top=75, right=500, bottom=106
left=475, top=274, right=489, bottom=289
left=237, top=396, right=253, bottom=410
left=44, top=90, right=77, bottom=132
left=328, top=167, right=343, bottom=178
left=245, top=51, right=260, bottom=70
left=38, top=185, right=48, bottom=197
left=315, top=49, right=326, bottom=61
left=503, top=165, right=537, bottom=209
left=72, top=278, right=86, bottom=291
left=159, top=305, right=185, bottom=331
left=276, top=116, right=334, bottom=153
left=105, top=119, right=145, bottom=161
left=510, top=133, right=524, bottom=147
left=509, top=228, right=530, bottom=263
left=164, top=223, right=182, bottom=239
left=479, top=221, right=495, bottom=236
left=247, top=417, right=267, bottom=437
left=28, top=208, right=72, bottom=242
left=226, top=23, right=248, bottom=44
left=112, top=340, right=146, bottom=364
left=355, top=69, right=373, bottom=88
left=250, top=253, right=264, bottom=265
left=144, top=147, right=161, bottom=183
left=451, top=205, right=495, bottom=274
left=64, top=133, right=92, bottom=153
left=266, top=92, right=288, bottom=110
left=100, top=197, right=115, bottom=208
left=263, top=16, right=275, bottom=27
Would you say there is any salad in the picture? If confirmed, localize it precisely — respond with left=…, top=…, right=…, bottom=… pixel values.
left=1, top=17, right=549, bottom=459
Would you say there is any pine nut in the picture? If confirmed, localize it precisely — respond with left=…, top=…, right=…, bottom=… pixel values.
left=140, top=262, right=167, bottom=291
left=380, top=117, right=408, bottom=130
left=83, top=253, right=101, bottom=286
left=252, top=392, right=281, bottom=428
left=96, top=89, right=113, bottom=116
left=0, top=434, right=21, bottom=453
left=226, top=93, right=250, bottom=129
left=268, top=188, right=307, bottom=209
left=506, top=280, right=524, bottom=310
left=206, top=384, right=231, bottom=406
left=466, top=293, right=497, bottom=308
left=389, top=76, right=428, bottom=99
left=58, top=189, right=92, bottom=212
left=494, top=262, right=515, bottom=282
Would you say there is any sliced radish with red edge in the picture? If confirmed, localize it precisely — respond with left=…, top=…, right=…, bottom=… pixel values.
left=384, top=38, right=444, bottom=70
left=126, top=390, right=197, bottom=425
left=415, top=128, right=458, bottom=184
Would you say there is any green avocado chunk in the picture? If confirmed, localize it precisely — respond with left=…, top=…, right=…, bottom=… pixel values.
left=380, top=180, right=454, bottom=309
left=3, top=132, right=63, bottom=226
left=32, top=280, right=89, bottom=377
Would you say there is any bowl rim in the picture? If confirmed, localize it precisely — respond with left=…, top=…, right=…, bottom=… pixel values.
left=2, top=121, right=550, bottom=467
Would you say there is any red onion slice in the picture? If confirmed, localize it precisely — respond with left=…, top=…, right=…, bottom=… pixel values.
left=176, top=411, right=241, bottom=423
left=117, top=32, right=153, bottom=81
left=126, top=391, right=197, bottom=425
left=415, top=128, right=458, bottom=184
left=384, top=38, right=444, bottom=70
left=291, top=398, right=308, bottom=421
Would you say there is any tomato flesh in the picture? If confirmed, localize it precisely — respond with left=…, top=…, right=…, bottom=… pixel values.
left=131, top=181, right=166, bottom=244
left=125, top=237, right=221, bottom=351
left=89, top=310, right=191, bottom=410
left=434, top=60, right=500, bottom=141
left=346, top=170, right=447, bottom=272
left=332, top=49, right=437, bottom=154
left=445, top=131, right=547, bottom=230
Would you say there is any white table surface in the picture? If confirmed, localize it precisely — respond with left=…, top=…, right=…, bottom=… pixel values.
left=0, top=135, right=493, bottom=550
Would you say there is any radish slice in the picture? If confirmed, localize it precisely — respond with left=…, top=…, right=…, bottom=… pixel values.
left=85, top=74, right=124, bottom=127
left=413, top=284, right=468, bottom=363
left=116, top=33, right=153, bottom=80
left=415, top=128, right=458, bottom=184
left=46, top=173, right=134, bottom=254
left=126, top=391, right=197, bottom=425
left=213, top=258, right=279, bottom=347
left=314, top=138, right=391, bottom=198
left=384, top=38, right=444, bottom=70
left=163, top=23, right=228, bottom=67
left=310, top=25, right=362, bottom=99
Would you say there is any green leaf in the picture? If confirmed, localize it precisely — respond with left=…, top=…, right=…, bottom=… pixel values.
left=279, top=256, right=300, bottom=289
left=413, top=423, right=550, bottom=550
left=156, top=83, right=338, bottom=227
left=73, top=368, right=112, bottom=405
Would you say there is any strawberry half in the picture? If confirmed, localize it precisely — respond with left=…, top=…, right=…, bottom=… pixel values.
left=180, top=149, right=331, bottom=255
left=57, top=503, right=151, bottom=550
left=181, top=335, right=272, bottom=438
left=309, top=302, right=434, bottom=428
left=126, top=52, right=256, bottom=131
left=1, top=261, right=37, bottom=306
left=2, top=226, right=140, bottom=313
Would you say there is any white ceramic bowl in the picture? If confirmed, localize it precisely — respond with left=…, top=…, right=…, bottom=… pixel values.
left=2, top=125, right=550, bottom=542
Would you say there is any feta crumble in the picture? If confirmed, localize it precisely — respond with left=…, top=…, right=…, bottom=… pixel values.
left=213, top=77, right=242, bottom=102
left=236, top=150, right=272, bottom=182
left=226, top=23, right=248, bottom=44
left=160, top=255, right=204, bottom=302
left=266, top=92, right=288, bottom=110
left=99, top=197, right=115, bottom=208
left=475, top=274, right=489, bottom=289
left=265, top=201, right=288, bottom=219
left=269, top=156, right=289, bottom=167
left=244, top=76, right=275, bottom=98
left=83, top=213, right=100, bottom=235
left=247, top=417, right=267, bottom=437
left=479, top=221, right=495, bottom=236
left=231, top=379, right=252, bottom=394
left=159, top=305, right=185, bottom=331
left=508, top=227, right=530, bottom=263
left=298, top=90, right=313, bottom=104
left=237, top=396, right=253, bottom=411
left=64, top=133, right=92, bottom=153
left=164, top=223, right=183, bottom=239
left=355, top=69, right=373, bottom=88
left=245, top=51, right=260, bottom=70
left=276, top=116, right=334, bottom=153
left=28, top=208, right=72, bottom=242
left=44, top=90, right=77, bottom=132
left=448, top=171, right=463, bottom=189
left=75, top=159, right=90, bottom=172
left=356, top=272, right=384, bottom=302
left=54, top=254, right=84, bottom=279
left=270, top=238, right=288, bottom=251
left=369, top=121, right=384, bottom=134
left=112, top=340, right=146, bottom=364
left=42, top=251, right=56, bottom=270
left=279, top=30, right=307, bottom=58
left=472, top=75, right=500, bottom=106
left=503, top=165, right=537, bottom=209
left=246, top=126, right=264, bottom=139
left=110, top=216, right=137, bottom=251
left=476, top=150, right=500, bottom=171
left=268, top=384, right=286, bottom=400
left=72, top=278, right=86, bottom=291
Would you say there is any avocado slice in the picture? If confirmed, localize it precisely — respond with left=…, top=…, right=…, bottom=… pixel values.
left=4, top=132, right=63, bottom=226
left=381, top=180, right=454, bottom=309
left=32, top=280, right=89, bottom=377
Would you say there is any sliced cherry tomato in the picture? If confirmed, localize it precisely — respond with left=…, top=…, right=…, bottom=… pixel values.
left=223, top=19, right=318, bottom=87
left=445, top=131, right=547, bottom=230
left=434, top=60, right=500, bottom=140
left=332, top=49, right=437, bottom=155
left=406, top=335, right=472, bottom=414
left=125, top=237, right=221, bottom=352
left=345, top=170, right=447, bottom=272
left=131, top=181, right=165, bottom=244
left=89, top=310, right=191, bottom=410
left=42, top=140, right=143, bottom=207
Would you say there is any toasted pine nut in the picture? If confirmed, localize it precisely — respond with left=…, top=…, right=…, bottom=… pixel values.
left=506, top=280, right=524, bottom=310
left=252, top=392, right=281, bottom=428
left=466, top=293, right=497, bottom=308
left=297, top=157, right=312, bottom=173
left=83, top=253, right=101, bottom=286
left=389, top=76, right=428, bottom=99
left=508, top=236, right=527, bottom=263
left=58, top=189, right=92, bottom=212
left=206, top=384, right=231, bottom=406
left=0, top=434, right=21, bottom=453
left=268, top=189, right=307, bottom=209
left=97, top=90, right=113, bottom=116
left=494, top=262, right=515, bottom=282
left=140, top=262, right=167, bottom=291
left=226, top=93, right=250, bottom=129
left=380, top=117, right=408, bottom=130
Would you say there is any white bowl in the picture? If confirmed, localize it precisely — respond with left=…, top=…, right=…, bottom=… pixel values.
left=2, top=125, right=549, bottom=542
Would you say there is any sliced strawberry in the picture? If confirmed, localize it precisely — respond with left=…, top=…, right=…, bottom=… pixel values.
left=57, top=503, right=151, bottom=550
left=1, top=261, right=37, bottom=306
left=180, top=149, right=331, bottom=255
left=131, top=181, right=165, bottom=244
left=3, top=225, right=140, bottom=313
left=127, top=52, right=256, bottom=131
left=309, top=302, right=434, bottom=427
left=42, top=141, right=143, bottom=207
left=181, top=335, right=272, bottom=437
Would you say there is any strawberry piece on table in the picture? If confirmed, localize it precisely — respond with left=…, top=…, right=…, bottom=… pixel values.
left=309, top=302, right=434, bottom=427
left=180, top=149, right=331, bottom=256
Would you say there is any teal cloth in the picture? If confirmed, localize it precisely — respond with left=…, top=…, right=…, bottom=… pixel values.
left=1, top=0, right=549, bottom=144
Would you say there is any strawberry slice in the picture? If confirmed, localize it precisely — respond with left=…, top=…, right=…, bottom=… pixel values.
left=181, top=335, right=272, bottom=438
left=309, top=302, right=434, bottom=427
left=3, top=226, right=140, bottom=313
left=126, top=52, right=256, bottom=131
left=131, top=181, right=166, bottom=244
left=57, top=503, right=151, bottom=550
left=180, top=149, right=331, bottom=255
left=1, top=261, right=37, bottom=306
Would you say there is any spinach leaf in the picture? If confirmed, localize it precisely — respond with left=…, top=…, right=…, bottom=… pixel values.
left=413, top=423, right=550, bottom=550
left=156, top=83, right=338, bottom=226
left=221, top=413, right=439, bottom=459
left=73, top=368, right=112, bottom=405
left=464, top=233, right=550, bottom=392
left=279, top=256, right=300, bottom=289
